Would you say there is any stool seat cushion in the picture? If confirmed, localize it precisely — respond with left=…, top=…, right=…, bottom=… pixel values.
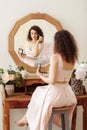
left=53, top=105, right=73, bottom=111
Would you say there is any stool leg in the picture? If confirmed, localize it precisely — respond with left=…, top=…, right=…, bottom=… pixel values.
left=48, top=113, right=53, bottom=130
left=61, top=114, right=65, bottom=130
left=65, top=111, right=70, bottom=130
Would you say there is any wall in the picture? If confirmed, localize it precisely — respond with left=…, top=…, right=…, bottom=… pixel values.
left=0, top=0, right=87, bottom=130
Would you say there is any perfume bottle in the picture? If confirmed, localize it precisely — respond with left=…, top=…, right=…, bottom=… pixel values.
left=18, top=48, right=23, bottom=55
left=37, top=63, right=41, bottom=72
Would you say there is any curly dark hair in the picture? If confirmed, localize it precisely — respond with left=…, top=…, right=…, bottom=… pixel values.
left=27, top=25, right=44, bottom=41
left=54, top=30, right=78, bottom=64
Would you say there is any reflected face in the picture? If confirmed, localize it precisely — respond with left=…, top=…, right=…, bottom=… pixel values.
left=30, top=29, right=38, bottom=41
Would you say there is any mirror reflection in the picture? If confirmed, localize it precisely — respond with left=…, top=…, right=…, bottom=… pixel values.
left=15, top=20, right=57, bottom=67
left=8, top=13, right=63, bottom=72
left=17, top=25, right=44, bottom=67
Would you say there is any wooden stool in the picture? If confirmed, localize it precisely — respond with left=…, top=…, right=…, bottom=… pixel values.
left=48, top=106, right=72, bottom=130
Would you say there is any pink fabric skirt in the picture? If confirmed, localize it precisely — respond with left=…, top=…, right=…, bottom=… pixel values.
left=26, top=83, right=77, bottom=130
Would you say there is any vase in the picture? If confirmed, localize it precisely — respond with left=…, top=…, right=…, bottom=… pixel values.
left=5, top=84, right=14, bottom=96
left=69, top=78, right=86, bottom=95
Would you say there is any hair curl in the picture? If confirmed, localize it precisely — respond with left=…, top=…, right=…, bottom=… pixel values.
left=54, top=30, right=78, bottom=64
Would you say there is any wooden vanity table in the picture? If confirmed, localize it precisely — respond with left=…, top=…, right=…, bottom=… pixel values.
left=2, top=76, right=45, bottom=130
left=2, top=76, right=87, bottom=130
left=24, top=75, right=46, bottom=94
left=72, top=94, right=87, bottom=130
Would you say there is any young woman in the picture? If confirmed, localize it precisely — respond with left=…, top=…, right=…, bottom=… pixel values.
left=19, top=25, right=44, bottom=66
left=17, top=30, right=78, bottom=130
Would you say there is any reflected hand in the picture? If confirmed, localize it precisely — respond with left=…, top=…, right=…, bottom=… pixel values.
left=19, top=53, right=26, bottom=58
left=37, top=36, right=43, bottom=43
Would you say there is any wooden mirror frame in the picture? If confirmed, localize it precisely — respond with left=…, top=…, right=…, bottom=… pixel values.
left=8, top=13, right=63, bottom=73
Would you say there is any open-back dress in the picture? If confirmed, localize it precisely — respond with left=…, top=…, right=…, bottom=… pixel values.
left=26, top=55, right=77, bottom=130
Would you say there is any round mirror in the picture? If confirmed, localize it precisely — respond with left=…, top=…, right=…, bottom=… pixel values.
left=8, top=13, right=63, bottom=72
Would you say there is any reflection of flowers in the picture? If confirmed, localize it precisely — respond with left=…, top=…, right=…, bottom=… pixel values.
left=15, top=66, right=29, bottom=79
left=72, top=62, right=87, bottom=81
left=40, top=43, right=53, bottom=58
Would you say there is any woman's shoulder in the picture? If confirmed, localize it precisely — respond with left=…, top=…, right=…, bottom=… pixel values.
left=50, top=53, right=60, bottom=59
left=50, top=53, right=60, bottom=63
left=25, top=41, right=29, bottom=46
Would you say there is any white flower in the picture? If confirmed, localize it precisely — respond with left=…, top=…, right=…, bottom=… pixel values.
left=2, top=72, right=9, bottom=84
left=75, top=62, right=87, bottom=81
left=79, top=63, right=87, bottom=70
left=0, top=66, right=29, bottom=86
left=2, top=72, right=15, bottom=84
left=20, top=70, right=29, bottom=78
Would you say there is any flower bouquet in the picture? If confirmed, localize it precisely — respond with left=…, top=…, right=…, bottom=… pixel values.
left=69, top=62, right=87, bottom=95
left=0, top=65, right=29, bottom=96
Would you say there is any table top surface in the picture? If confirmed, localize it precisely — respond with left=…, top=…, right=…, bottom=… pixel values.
left=5, top=92, right=87, bottom=102
left=76, top=93, right=87, bottom=99
left=24, top=73, right=48, bottom=80
left=5, top=93, right=31, bottom=102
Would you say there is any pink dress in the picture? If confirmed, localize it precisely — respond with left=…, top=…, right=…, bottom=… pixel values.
left=26, top=55, right=77, bottom=130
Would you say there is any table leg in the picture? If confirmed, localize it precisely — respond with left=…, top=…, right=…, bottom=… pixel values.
left=4, top=102, right=10, bottom=130
left=83, top=99, right=87, bottom=130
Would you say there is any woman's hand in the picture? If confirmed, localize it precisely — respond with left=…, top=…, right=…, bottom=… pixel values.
left=37, top=36, right=43, bottom=43
left=19, top=53, right=26, bottom=58
left=36, top=68, right=42, bottom=77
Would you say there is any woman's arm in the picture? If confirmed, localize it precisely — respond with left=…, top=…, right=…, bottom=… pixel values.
left=19, top=54, right=37, bottom=60
left=33, top=42, right=44, bottom=57
left=36, top=54, right=58, bottom=84
left=33, top=36, right=44, bottom=57
left=19, top=41, right=37, bottom=60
